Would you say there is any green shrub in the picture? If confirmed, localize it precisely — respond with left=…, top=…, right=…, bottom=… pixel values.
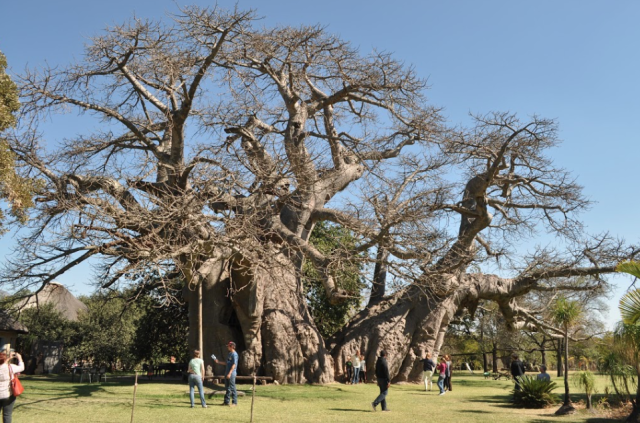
left=512, top=376, right=559, bottom=408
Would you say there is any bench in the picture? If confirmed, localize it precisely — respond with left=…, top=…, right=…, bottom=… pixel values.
left=203, top=375, right=274, bottom=385
left=493, top=372, right=511, bottom=380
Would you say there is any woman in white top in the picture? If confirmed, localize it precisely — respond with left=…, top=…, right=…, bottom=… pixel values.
left=359, top=354, right=367, bottom=383
left=0, top=351, right=24, bottom=423
left=351, top=351, right=361, bottom=384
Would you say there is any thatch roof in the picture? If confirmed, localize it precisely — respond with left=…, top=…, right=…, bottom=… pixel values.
left=20, top=282, right=88, bottom=321
left=0, top=310, right=28, bottom=334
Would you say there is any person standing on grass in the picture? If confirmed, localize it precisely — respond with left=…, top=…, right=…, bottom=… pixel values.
left=345, top=358, right=353, bottom=384
left=359, top=354, right=367, bottom=383
left=371, top=350, right=391, bottom=412
left=351, top=351, right=361, bottom=384
left=436, top=356, right=447, bottom=395
left=215, top=341, right=238, bottom=407
left=421, top=352, right=435, bottom=391
left=510, top=353, right=525, bottom=391
left=444, top=354, right=453, bottom=392
left=187, top=349, right=207, bottom=408
left=0, top=351, right=24, bottom=423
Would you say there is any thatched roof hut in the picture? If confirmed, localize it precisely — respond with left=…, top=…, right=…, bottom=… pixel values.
left=20, top=282, right=88, bottom=321
left=0, top=310, right=28, bottom=356
left=0, top=311, right=28, bottom=334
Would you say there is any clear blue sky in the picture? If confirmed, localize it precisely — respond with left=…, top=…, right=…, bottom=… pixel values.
left=1, top=1, right=638, bottom=326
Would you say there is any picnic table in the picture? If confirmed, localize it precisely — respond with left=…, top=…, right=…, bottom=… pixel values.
left=72, top=367, right=107, bottom=383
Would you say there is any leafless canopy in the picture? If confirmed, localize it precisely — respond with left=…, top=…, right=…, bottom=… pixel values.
left=3, top=6, right=636, bottom=334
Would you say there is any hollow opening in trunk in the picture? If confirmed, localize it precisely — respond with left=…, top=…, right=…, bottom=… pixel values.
left=223, top=307, right=246, bottom=352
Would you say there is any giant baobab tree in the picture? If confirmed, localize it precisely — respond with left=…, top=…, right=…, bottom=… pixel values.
left=4, top=6, right=637, bottom=383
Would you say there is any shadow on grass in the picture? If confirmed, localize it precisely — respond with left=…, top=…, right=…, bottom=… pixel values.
left=528, top=420, right=618, bottom=423
left=71, top=383, right=108, bottom=397
left=21, top=374, right=189, bottom=386
left=458, top=410, right=493, bottom=414
left=14, top=382, right=107, bottom=412
left=453, top=378, right=511, bottom=388
left=465, top=394, right=511, bottom=405
left=329, top=408, right=371, bottom=413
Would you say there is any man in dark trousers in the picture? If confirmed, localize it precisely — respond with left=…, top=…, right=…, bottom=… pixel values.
left=371, top=350, right=391, bottom=412
left=510, top=353, right=525, bottom=391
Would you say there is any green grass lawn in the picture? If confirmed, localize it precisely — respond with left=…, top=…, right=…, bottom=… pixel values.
left=12, top=372, right=621, bottom=422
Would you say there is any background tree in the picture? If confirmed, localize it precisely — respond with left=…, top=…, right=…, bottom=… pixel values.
left=14, top=302, right=76, bottom=362
left=612, top=321, right=640, bottom=423
left=65, top=292, right=143, bottom=370
left=131, top=286, right=189, bottom=364
left=551, top=296, right=583, bottom=415
left=618, top=260, right=640, bottom=324
left=303, top=221, right=364, bottom=338
left=0, top=50, right=37, bottom=231
left=3, top=6, right=637, bottom=383
left=572, top=370, right=596, bottom=409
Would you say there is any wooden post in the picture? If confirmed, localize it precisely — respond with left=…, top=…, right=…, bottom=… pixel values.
left=198, top=281, right=203, bottom=354
left=130, top=371, right=138, bottom=423
left=250, top=372, right=256, bottom=422
left=250, top=354, right=257, bottom=423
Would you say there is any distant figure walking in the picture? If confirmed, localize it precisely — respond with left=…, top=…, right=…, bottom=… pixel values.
left=371, top=351, right=391, bottom=412
left=510, top=353, right=525, bottom=391
left=444, top=354, right=453, bottom=392
left=436, top=356, right=447, bottom=395
left=187, top=349, right=207, bottom=408
left=421, top=352, right=435, bottom=391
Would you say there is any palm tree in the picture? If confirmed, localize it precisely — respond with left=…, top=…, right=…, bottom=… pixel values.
left=572, top=370, right=595, bottom=409
left=551, top=296, right=582, bottom=415
left=616, top=260, right=640, bottom=422
left=618, top=261, right=640, bottom=324
left=614, top=321, right=640, bottom=422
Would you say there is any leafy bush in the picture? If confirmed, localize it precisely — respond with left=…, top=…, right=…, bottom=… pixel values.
left=512, top=376, right=559, bottom=408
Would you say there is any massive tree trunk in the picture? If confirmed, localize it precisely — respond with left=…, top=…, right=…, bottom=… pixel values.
left=327, top=273, right=520, bottom=383
left=185, top=253, right=334, bottom=384
left=328, top=288, right=453, bottom=383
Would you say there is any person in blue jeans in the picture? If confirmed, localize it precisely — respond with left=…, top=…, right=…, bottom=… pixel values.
left=187, top=349, right=207, bottom=408
left=436, top=356, right=448, bottom=395
left=215, top=341, right=238, bottom=406
left=351, top=351, right=361, bottom=384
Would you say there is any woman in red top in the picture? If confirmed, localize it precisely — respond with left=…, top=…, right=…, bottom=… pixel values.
left=436, top=356, right=447, bottom=395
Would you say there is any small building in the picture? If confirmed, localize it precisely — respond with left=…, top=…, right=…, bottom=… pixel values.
left=19, top=282, right=87, bottom=373
left=0, top=310, right=28, bottom=354
left=20, top=282, right=88, bottom=321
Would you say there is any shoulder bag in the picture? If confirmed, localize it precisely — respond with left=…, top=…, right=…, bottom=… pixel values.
left=8, top=364, right=24, bottom=397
